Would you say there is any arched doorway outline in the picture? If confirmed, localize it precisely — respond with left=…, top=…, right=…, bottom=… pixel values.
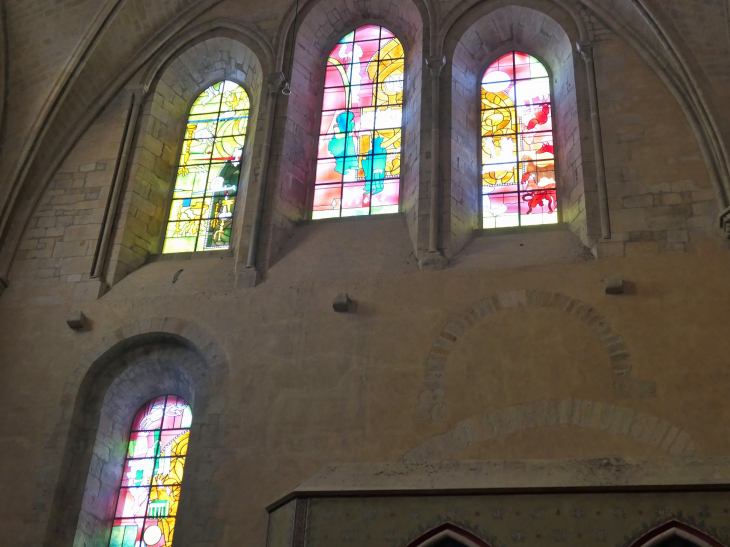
left=629, top=520, right=727, bottom=547
left=405, top=523, right=494, bottom=547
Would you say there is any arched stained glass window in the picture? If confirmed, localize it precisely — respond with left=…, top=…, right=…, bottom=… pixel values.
left=163, top=81, right=249, bottom=253
left=110, top=396, right=192, bottom=547
left=313, top=25, right=404, bottom=219
left=481, top=52, right=557, bottom=229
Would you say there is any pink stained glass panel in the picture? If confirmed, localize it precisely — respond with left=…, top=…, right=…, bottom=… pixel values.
left=355, top=24, right=382, bottom=41
left=131, top=397, right=166, bottom=432
left=481, top=52, right=558, bottom=229
left=110, top=396, right=191, bottom=547
left=313, top=25, right=404, bottom=218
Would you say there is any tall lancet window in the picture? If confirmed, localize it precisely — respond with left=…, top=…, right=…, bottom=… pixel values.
left=163, top=81, right=250, bottom=253
left=481, top=52, right=558, bottom=229
left=313, top=25, right=404, bottom=219
left=110, top=396, right=192, bottom=547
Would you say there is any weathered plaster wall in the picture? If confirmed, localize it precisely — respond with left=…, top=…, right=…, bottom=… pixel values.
left=3, top=224, right=730, bottom=545
left=1, top=1, right=730, bottom=547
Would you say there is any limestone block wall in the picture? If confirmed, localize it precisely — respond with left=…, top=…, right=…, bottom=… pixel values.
left=3, top=221, right=730, bottom=547
left=1, top=2, right=730, bottom=547
left=5, top=93, right=127, bottom=301
left=595, top=37, right=721, bottom=258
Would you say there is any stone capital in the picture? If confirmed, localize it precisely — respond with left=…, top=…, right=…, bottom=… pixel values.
left=266, top=71, right=286, bottom=94
left=127, top=84, right=149, bottom=104
left=576, top=41, right=594, bottom=64
left=720, top=206, right=730, bottom=239
left=425, top=55, right=446, bottom=77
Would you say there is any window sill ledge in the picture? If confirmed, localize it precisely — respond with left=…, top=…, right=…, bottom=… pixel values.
left=147, top=249, right=233, bottom=263
left=474, top=222, right=569, bottom=238
left=300, top=212, right=405, bottom=226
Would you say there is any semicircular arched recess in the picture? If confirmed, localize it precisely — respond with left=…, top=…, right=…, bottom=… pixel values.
left=438, top=0, right=730, bottom=244
left=257, top=0, right=428, bottom=273
left=627, top=520, right=727, bottom=547
left=442, top=2, right=600, bottom=255
left=402, top=398, right=696, bottom=463
left=415, top=290, right=656, bottom=423
left=100, top=34, right=266, bottom=285
left=34, top=317, right=230, bottom=547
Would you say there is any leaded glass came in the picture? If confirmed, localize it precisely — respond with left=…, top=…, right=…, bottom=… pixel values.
left=313, top=25, right=404, bottom=219
left=110, top=396, right=192, bottom=547
left=481, top=52, right=558, bottom=229
left=163, top=81, right=249, bottom=253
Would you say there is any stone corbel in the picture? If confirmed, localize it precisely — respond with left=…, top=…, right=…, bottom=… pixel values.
left=419, top=55, right=449, bottom=272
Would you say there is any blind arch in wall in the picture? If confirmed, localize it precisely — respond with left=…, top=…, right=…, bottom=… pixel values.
left=163, top=81, right=250, bottom=253
left=313, top=25, right=404, bottom=219
left=481, top=52, right=558, bottom=229
left=110, top=395, right=192, bottom=547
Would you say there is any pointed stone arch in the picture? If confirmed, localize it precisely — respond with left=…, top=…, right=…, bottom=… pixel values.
left=405, top=523, right=494, bottom=547
left=628, top=520, right=727, bottom=547
left=415, top=290, right=655, bottom=422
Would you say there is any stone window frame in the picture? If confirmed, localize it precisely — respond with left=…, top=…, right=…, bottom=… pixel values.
left=98, top=34, right=266, bottom=288
left=39, top=324, right=229, bottom=547
left=157, top=77, right=258, bottom=257
left=475, top=47, right=564, bottom=233
left=305, top=22, right=411, bottom=222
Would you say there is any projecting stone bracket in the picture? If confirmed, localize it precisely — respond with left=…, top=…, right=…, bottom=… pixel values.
left=418, top=251, right=449, bottom=272
left=235, top=266, right=260, bottom=289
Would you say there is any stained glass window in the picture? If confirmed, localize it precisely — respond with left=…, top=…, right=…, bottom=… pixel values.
left=481, top=52, right=558, bottom=229
left=110, top=396, right=192, bottom=547
left=163, top=81, right=249, bottom=253
left=313, top=25, right=404, bottom=219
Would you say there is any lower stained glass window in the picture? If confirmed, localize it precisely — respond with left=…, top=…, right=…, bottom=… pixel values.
left=481, top=52, right=558, bottom=229
left=313, top=25, right=404, bottom=219
left=163, top=81, right=249, bottom=253
left=110, top=396, right=192, bottom=547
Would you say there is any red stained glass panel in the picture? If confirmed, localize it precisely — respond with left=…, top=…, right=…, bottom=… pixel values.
left=481, top=52, right=558, bottom=229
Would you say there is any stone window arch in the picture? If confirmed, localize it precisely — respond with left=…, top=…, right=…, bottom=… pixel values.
left=40, top=327, right=230, bottom=547
left=480, top=51, right=558, bottom=229
left=101, top=36, right=264, bottom=286
left=110, top=395, right=193, bottom=547
left=311, top=25, right=405, bottom=219
left=444, top=4, right=598, bottom=255
left=162, top=80, right=252, bottom=253
left=257, top=0, right=426, bottom=272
